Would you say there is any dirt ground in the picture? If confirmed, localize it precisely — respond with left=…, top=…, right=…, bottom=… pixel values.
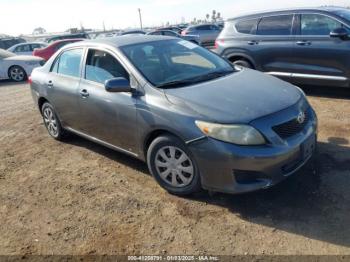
left=0, top=80, right=350, bottom=256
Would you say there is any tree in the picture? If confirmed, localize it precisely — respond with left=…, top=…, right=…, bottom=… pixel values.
left=206, top=14, right=210, bottom=22
left=32, top=27, right=46, bottom=35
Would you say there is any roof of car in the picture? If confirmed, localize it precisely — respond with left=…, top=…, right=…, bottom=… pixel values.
left=227, top=6, right=349, bottom=21
left=67, top=35, right=176, bottom=48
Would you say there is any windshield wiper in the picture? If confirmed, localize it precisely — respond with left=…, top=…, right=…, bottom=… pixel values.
left=190, top=70, right=233, bottom=82
left=156, top=70, right=234, bottom=89
left=156, top=79, right=195, bottom=89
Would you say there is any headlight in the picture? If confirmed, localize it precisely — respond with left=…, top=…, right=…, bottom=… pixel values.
left=195, top=120, right=265, bottom=145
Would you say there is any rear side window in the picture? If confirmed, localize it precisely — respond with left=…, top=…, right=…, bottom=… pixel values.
left=257, top=15, right=294, bottom=35
left=235, top=19, right=258, bottom=34
left=15, top=44, right=30, bottom=52
left=85, top=49, right=129, bottom=84
left=197, top=25, right=211, bottom=30
left=51, top=48, right=83, bottom=78
left=301, top=14, right=342, bottom=35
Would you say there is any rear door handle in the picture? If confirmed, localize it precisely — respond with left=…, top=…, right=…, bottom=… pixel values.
left=248, top=40, right=259, bottom=45
left=296, top=41, right=312, bottom=46
left=80, top=89, right=89, bottom=98
left=47, top=81, right=53, bottom=88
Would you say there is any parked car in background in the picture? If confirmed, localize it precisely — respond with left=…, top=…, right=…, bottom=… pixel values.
left=215, top=7, right=350, bottom=88
left=156, top=26, right=183, bottom=34
left=0, top=49, right=44, bottom=81
left=7, top=42, right=48, bottom=56
left=46, top=33, right=89, bottom=43
left=0, top=36, right=25, bottom=50
left=33, top=39, right=84, bottom=61
left=30, top=36, right=317, bottom=196
left=181, top=24, right=221, bottom=47
left=121, top=30, right=146, bottom=35
left=147, top=30, right=201, bottom=45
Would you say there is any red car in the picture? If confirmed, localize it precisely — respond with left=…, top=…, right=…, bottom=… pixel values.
left=33, top=39, right=83, bottom=61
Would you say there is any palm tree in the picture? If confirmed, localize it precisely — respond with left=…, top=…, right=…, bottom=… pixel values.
left=212, top=10, right=217, bottom=22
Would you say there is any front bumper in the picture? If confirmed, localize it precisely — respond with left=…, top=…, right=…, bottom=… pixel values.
left=188, top=103, right=317, bottom=194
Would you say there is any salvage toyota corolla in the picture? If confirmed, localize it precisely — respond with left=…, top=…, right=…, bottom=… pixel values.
left=30, top=36, right=317, bottom=195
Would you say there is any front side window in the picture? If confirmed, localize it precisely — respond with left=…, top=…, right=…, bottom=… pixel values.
left=301, top=14, right=342, bottom=35
left=257, top=15, right=294, bottom=35
left=121, top=39, right=234, bottom=88
left=235, top=19, right=258, bottom=34
left=51, top=48, right=83, bottom=77
left=85, top=49, right=129, bottom=84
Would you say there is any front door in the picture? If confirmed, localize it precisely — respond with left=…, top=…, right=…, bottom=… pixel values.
left=77, top=48, right=138, bottom=154
left=291, top=13, right=350, bottom=86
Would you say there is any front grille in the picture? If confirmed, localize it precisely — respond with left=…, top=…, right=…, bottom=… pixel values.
left=272, top=110, right=309, bottom=139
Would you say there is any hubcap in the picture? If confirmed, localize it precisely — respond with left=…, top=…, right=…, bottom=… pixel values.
left=43, top=107, right=58, bottom=137
left=10, top=67, right=25, bottom=81
left=155, top=146, right=194, bottom=188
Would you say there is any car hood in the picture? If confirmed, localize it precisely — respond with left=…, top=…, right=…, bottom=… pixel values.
left=164, top=69, right=302, bottom=124
left=4, top=55, right=43, bottom=62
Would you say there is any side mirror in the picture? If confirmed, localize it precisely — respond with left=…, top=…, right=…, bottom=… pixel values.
left=330, top=27, right=348, bottom=39
left=105, top=77, right=132, bottom=93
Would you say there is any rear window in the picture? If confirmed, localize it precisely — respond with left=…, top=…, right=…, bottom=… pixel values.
left=257, top=15, right=294, bottom=35
left=235, top=19, right=258, bottom=34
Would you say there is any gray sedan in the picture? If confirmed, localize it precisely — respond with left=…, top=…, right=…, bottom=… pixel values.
left=30, top=36, right=317, bottom=195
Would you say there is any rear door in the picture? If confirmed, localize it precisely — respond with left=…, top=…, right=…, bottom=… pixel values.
left=196, top=25, right=220, bottom=46
left=45, top=48, right=83, bottom=129
left=253, top=14, right=296, bottom=77
left=291, top=13, right=350, bottom=86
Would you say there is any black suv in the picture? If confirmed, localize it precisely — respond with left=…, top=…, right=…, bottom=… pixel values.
left=215, top=7, right=350, bottom=87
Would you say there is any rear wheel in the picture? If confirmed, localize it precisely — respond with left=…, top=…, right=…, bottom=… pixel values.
left=147, top=135, right=202, bottom=195
left=8, top=66, right=27, bottom=82
left=41, top=102, right=65, bottom=140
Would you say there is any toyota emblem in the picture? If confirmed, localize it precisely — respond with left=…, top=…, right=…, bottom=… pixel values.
left=297, top=111, right=306, bottom=124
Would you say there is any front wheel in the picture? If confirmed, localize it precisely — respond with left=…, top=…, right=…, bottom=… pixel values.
left=232, top=59, right=253, bottom=69
left=147, top=135, right=202, bottom=196
left=41, top=102, right=65, bottom=140
left=9, top=66, right=27, bottom=82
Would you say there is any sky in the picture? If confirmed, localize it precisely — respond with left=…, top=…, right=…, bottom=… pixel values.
left=0, top=0, right=349, bottom=36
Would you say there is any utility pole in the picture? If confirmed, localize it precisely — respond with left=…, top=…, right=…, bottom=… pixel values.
left=138, top=8, right=143, bottom=30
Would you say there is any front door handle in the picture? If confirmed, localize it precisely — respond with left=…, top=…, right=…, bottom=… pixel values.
left=248, top=40, right=259, bottom=45
left=80, top=89, right=89, bottom=98
left=296, top=41, right=312, bottom=46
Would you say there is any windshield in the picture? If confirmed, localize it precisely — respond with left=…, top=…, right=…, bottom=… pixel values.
left=0, top=48, right=15, bottom=59
left=120, top=39, right=235, bottom=88
left=333, top=9, right=350, bottom=23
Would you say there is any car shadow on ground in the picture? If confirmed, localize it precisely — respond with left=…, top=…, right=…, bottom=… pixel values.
left=301, top=85, right=350, bottom=100
left=189, top=140, right=350, bottom=248
left=0, top=79, right=22, bottom=87
left=63, top=134, right=149, bottom=175
left=64, top=131, right=350, bottom=248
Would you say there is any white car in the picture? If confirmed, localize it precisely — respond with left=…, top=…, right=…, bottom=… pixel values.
left=0, top=49, right=44, bottom=82
left=7, top=42, right=47, bottom=56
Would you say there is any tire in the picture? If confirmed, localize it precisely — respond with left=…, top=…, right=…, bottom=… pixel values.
left=41, top=102, right=65, bottom=141
left=147, top=135, right=202, bottom=196
left=231, top=59, right=253, bottom=69
left=8, top=66, right=27, bottom=82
